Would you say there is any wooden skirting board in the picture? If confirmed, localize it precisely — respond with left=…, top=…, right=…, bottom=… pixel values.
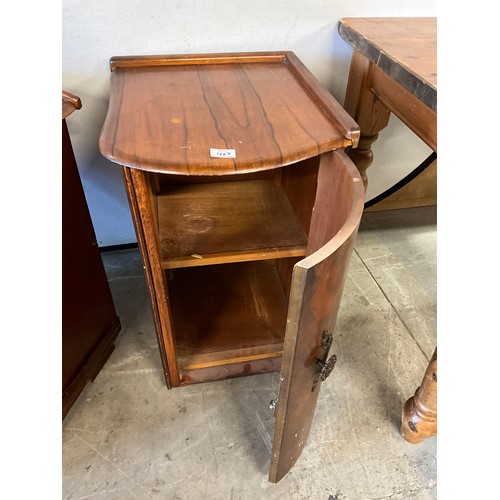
left=365, top=159, right=436, bottom=212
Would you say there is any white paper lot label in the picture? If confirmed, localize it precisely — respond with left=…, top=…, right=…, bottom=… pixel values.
left=210, top=148, right=236, bottom=158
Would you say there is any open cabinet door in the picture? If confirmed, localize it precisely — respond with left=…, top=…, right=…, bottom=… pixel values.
left=269, top=150, right=365, bottom=483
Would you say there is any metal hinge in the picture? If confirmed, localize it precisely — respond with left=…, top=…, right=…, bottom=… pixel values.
left=269, top=398, right=278, bottom=412
left=312, top=330, right=337, bottom=391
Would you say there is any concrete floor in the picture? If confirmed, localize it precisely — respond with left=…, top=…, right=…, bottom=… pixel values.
left=62, top=206, right=437, bottom=500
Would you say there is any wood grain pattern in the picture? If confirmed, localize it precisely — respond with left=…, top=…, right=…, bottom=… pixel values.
left=284, top=52, right=360, bottom=146
left=269, top=150, right=365, bottom=483
left=339, top=17, right=436, bottom=112
left=99, top=52, right=357, bottom=175
left=158, top=179, right=307, bottom=268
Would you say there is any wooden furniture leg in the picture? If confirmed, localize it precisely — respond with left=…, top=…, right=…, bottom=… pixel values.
left=343, top=51, right=391, bottom=189
left=401, top=349, right=437, bottom=443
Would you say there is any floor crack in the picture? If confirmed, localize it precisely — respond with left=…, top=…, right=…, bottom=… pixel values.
left=368, top=484, right=436, bottom=499
left=69, top=431, right=154, bottom=499
left=353, top=248, right=430, bottom=362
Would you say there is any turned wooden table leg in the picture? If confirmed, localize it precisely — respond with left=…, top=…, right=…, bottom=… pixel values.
left=345, top=133, right=379, bottom=188
left=401, top=349, right=437, bottom=443
left=343, top=51, right=391, bottom=190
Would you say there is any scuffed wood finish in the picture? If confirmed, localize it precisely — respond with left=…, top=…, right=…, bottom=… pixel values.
left=269, top=150, right=365, bottom=483
left=340, top=18, right=437, bottom=189
left=401, top=349, right=437, bottom=443
left=157, top=179, right=307, bottom=269
left=339, top=17, right=436, bottom=112
left=99, top=52, right=358, bottom=175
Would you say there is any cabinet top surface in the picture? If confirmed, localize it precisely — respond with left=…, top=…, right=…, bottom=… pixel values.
left=339, top=17, right=436, bottom=111
left=99, top=51, right=358, bottom=175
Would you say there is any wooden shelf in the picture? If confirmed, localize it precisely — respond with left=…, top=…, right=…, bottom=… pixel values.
left=158, top=179, right=307, bottom=269
left=167, top=261, right=287, bottom=381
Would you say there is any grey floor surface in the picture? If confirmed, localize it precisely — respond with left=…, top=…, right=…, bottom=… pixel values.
left=62, top=206, right=437, bottom=500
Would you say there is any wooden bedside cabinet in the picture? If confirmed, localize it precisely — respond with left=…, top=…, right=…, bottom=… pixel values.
left=99, top=51, right=364, bottom=482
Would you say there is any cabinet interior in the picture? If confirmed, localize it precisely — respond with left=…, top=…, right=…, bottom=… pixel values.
left=146, top=156, right=321, bottom=384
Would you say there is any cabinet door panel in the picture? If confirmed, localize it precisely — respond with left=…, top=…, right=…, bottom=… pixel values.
left=269, top=150, right=364, bottom=482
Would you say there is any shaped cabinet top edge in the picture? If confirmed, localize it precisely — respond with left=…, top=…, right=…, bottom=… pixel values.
left=99, top=51, right=358, bottom=175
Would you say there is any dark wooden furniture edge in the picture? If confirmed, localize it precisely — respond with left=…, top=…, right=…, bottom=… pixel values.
left=62, top=90, right=82, bottom=120
left=62, top=316, right=121, bottom=419
left=338, top=18, right=437, bottom=113
left=107, top=51, right=359, bottom=148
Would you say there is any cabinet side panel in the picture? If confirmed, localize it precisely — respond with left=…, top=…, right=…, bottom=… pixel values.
left=280, top=156, right=320, bottom=236
left=123, top=167, right=179, bottom=386
left=146, top=172, right=160, bottom=231
left=276, top=156, right=320, bottom=299
left=62, top=118, right=121, bottom=414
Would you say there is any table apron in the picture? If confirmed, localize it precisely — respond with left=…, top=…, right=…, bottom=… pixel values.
left=369, top=63, right=437, bottom=152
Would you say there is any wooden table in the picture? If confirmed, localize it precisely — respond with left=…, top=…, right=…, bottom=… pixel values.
left=339, top=17, right=437, bottom=443
left=99, top=51, right=365, bottom=482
